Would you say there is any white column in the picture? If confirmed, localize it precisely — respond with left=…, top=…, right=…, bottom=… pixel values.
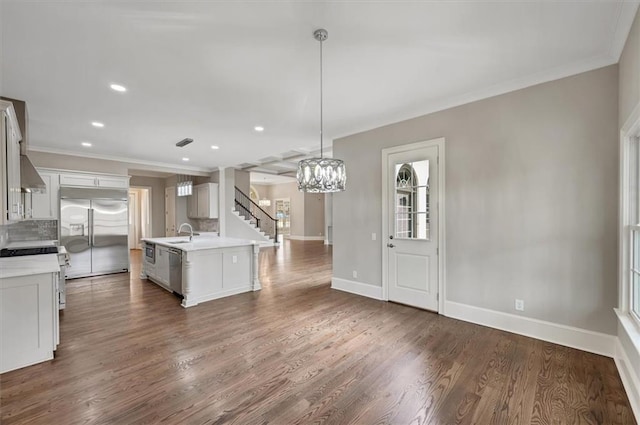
left=252, top=243, right=261, bottom=291
left=181, top=255, right=196, bottom=308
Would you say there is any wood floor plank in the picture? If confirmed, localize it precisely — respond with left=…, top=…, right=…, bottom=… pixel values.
left=0, top=240, right=635, bottom=424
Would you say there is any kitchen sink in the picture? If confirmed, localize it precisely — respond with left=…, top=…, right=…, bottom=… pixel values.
left=169, top=241, right=191, bottom=244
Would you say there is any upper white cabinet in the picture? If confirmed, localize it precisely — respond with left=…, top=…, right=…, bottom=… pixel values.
left=28, top=170, right=60, bottom=219
left=1, top=100, right=23, bottom=224
left=187, top=183, right=219, bottom=219
left=59, top=172, right=129, bottom=189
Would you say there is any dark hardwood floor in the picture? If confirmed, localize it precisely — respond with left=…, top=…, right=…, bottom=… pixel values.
left=0, top=240, right=635, bottom=424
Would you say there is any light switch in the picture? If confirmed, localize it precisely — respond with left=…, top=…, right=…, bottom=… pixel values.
left=232, top=255, right=237, bottom=264
left=371, top=233, right=377, bottom=241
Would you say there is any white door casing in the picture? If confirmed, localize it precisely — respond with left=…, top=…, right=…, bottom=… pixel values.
left=382, top=138, right=445, bottom=313
left=128, top=192, right=137, bottom=249
left=165, top=186, right=176, bottom=237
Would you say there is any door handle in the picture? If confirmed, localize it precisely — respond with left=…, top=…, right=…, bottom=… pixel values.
left=89, top=209, right=95, bottom=246
left=387, top=243, right=395, bottom=248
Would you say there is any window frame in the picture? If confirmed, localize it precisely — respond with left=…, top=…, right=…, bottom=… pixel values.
left=620, top=107, right=640, bottom=331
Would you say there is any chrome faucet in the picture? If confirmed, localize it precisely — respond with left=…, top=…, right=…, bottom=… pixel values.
left=178, top=223, right=194, bottom=242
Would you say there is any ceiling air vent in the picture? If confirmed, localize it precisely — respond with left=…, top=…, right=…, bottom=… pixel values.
left=176, top=138, right=193, bottom=147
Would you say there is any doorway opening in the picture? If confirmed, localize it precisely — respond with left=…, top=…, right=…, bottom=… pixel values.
left=129, top=187, right=151, bottom=250
left=274, top=198, right=291, bottom=240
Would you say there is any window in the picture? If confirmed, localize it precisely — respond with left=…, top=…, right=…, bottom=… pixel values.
left=626, top=134, right=640, bottom=324
left=394, top=161, right=430, bottom=240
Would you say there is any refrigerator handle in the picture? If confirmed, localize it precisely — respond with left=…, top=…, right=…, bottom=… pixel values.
left=89, top=208, right=94, bottom=246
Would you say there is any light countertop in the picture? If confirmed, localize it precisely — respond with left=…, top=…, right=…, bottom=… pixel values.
left=142, top=236, right=257, bottom=251
left=5, top=240, right=58, bottom=249
left=0, top=254, right=61, bottom=279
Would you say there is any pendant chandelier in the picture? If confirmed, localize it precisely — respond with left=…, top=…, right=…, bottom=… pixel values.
left=297, top=29, right=346, bottom=193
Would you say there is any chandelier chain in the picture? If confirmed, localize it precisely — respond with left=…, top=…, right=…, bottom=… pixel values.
left=319, top=32, right=324, bottom=159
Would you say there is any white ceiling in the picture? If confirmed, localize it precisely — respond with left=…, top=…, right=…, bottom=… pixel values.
left=2, top=1, right=638, bottom=174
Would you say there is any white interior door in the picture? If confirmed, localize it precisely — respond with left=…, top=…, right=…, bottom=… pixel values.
left=385, top=144, right=439, bottom=311
left=165, top=186, right=176, bottom=237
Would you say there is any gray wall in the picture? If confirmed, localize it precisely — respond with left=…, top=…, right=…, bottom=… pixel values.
left=304, top=193, right=325, bottom=237
left=235, top=169, right=250, bottom=196
left=620, top=10, right=640, bottom=128
left=129, top=176, right=165, bottom=237
left=333, top=65, right=619, bottom=335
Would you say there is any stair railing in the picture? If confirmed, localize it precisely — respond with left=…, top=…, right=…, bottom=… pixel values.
left=234, top=186, right=278, bottom=242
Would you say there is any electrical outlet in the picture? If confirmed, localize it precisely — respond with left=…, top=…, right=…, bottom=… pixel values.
left=371, top=233, right=377, bottom=241
left=515, top=299, right=524, bottom=311
left=352, top=270, right=358, bottom=279
left=232, top=255, right=237, bottom=264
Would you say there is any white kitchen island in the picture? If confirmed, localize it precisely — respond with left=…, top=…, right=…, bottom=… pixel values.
left=141, top=235, right=261, bottom=308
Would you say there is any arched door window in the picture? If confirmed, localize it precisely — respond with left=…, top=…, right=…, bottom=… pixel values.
left=395, top=161, right=430, bottom=239
left=249, top=186, right=260, bottom=203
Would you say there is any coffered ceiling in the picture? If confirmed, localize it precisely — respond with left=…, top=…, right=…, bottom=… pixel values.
left=1, top=1, right=638, bottom=174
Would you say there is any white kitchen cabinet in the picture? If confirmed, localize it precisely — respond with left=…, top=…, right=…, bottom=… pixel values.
left=187, top=190, right=197, bottom=219
left=155, top=245, right=171, bottom=287
left=1, top=100, right=23, bottom=223
left=0, top=272, right=58, bottom=373
left=27, top=170, right=60, bottom=219
left=187, top=183, right=218, bottom=219
left=59, top=172, right=129, bottom=189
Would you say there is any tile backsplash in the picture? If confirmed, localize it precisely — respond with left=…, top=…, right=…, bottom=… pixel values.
left=2, top=220, right=59, bottom=245
left=193, top=219, right=218, bottom=232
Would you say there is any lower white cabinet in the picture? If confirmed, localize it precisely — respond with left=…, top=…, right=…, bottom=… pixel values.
left=0, top=272, right=58, bottom=373
left=154, top=245, right=171, bottom=286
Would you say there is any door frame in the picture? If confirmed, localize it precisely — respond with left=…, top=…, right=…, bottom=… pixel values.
left=381, top=137, right=446, bottom=314
left=129, top=186, right=152, bottom=248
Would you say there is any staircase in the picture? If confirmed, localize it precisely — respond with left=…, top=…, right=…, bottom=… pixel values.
left=234, top=186, right=279, bottom=246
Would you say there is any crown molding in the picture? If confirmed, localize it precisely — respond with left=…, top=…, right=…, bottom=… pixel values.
left=28, top=145, right=214, bottom=176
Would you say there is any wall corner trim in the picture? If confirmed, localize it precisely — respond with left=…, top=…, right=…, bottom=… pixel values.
left=331, top=278, right=384, bottom=300
left=444, top=301, right=616, bottom=357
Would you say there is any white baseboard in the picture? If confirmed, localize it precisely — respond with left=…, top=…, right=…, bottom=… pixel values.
left=614, top=338, right=640, bottom=420
left=331, top=278, right=384, bottom=300
left=288, top=235, right=325, bottom=241
left=444, top=301, right=616, bottom=357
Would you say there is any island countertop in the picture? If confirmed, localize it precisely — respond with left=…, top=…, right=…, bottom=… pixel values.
left=141, top=236, right=258, bottom=252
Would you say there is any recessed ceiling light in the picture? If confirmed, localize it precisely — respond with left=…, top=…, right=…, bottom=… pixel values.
left=91, top=121, right=104, bottom=128
left=211, top=145, right=219, bottom=150
left=254, top=126, right=264, bottom=132
left=81, top=142, right=92, bottom=147
left=182, top=157, right=190, bottom=162
left=110, top=83, right=127, bottom=92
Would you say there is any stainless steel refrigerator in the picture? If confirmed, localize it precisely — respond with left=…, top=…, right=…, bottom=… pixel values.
left=60, top=187, right=129, bottom=278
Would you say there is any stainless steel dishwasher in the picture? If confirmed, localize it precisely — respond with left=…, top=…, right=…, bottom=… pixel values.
left=168, top=248, right=183, bottom=295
